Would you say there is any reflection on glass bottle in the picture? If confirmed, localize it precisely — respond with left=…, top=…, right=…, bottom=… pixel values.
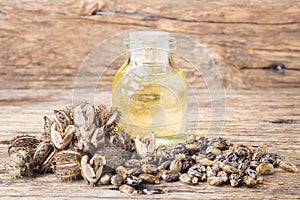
left=112, top=31, right=188, bottom=146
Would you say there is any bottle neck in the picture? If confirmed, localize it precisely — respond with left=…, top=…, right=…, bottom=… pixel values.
left=127, top=49, right=171, bottom=66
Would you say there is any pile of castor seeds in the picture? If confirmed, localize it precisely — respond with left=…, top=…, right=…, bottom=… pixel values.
left=4, top=103, right=298, bottom=195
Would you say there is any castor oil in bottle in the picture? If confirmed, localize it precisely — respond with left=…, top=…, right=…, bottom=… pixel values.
left=112, top=31, right=188, bottom=146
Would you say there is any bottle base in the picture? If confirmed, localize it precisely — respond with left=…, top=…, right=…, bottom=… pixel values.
left=156, top=134, right=187, bottom=148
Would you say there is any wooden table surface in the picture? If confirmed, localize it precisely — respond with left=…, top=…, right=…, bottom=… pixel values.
left=0, top=89, right=299, bottom=199
left=0, top=0, right=299, bottom=199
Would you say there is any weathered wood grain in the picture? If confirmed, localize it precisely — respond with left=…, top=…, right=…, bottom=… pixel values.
left=0, top=0, right=299, bottom=90
left=0, top=89, right=299, bottom=199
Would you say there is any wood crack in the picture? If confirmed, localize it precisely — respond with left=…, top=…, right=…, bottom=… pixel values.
left=240, top=63, right=300, bottom=74
left=0, top=140, right=10, bottom=145
left=92, top=11, right=300, bottom=26
left=267, top=119, right=297, bottom=124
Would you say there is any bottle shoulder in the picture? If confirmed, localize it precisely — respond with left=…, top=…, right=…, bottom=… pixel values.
left=113, top=65, right=187, bottom=89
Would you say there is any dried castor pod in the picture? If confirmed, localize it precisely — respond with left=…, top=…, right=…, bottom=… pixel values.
left=8, top=134, right=41, bottom=156
left=4, top=149, right=33, bottom=178
left=39, top=150, right=56, bottom=173
left=256, top=163, right=275, bottom=175
left=98, top=106, right=121, bottom=135
left=53, top=109, right=72, bottom=132
left=50, top=123, right=75, bottom=150
left=135, top=134, right=156, bottom=158
left=109, top=131, right=132, bottom=151
left=43, top=116, right=53, bottom=139
left=72, top=103, right=102, bottom=154
left=32, top=140, right=55, bottom=172
left=179, top=173, right=198, bottom=185
left=95, top=105, right=109, bottom=126
left=81, top=154, right=106, bottom=186
left=103, top=146, right=129, bottom=168
left=52, top=150, right=82, bottom=181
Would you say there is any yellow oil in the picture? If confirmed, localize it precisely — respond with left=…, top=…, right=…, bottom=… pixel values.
left=112, top=65, right=188, bottom=146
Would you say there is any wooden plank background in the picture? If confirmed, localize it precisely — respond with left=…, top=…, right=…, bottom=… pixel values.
left=0, top=0, right=299, bottom=199
left=0, top=0, right=299, bottom=90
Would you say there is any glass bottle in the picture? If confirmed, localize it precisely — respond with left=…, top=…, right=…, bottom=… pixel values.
left=112, top=31, right=188, bottom=146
